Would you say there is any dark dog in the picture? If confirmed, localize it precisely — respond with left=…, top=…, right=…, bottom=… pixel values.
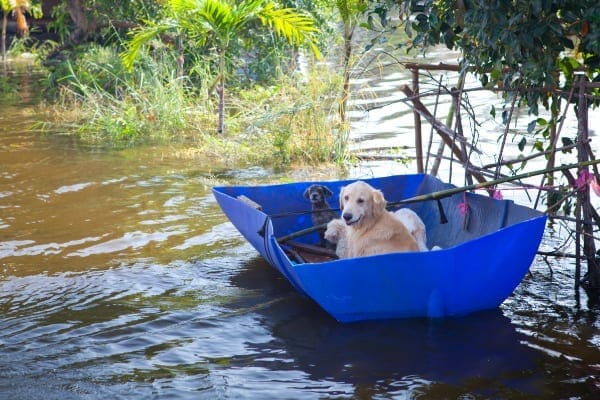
left=303, top=184, right=339, bottom=248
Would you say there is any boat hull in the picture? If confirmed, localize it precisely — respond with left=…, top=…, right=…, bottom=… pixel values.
left=213, top=174, right=547, bottom=322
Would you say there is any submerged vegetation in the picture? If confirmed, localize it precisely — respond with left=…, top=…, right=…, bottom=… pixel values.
left=21, top=0, right=353, bottom=167
left=1, top=1, right=410, bottom=167
left=38, top=41, right=344, bottom=167
left=5, top=0, right=600, bottom=168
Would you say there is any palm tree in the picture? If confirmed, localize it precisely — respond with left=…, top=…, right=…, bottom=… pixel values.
left=123, top=0, right=321, bottom=134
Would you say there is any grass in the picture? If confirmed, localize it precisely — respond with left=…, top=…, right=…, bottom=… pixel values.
left=41, top=45, right=197, bottom=144
left=39, top=44, right=348, bottom=168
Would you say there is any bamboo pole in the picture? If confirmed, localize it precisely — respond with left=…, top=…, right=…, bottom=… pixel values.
left=399, top=84, right=487, bottom=184
left=494, top=89, right=519, bottom=180
left=576, top=77, right=600, bottom=292
left=276, top=159, right=600, bottom=243
left=411, top=67, right=424, bottom=173
left=451, top=86, right=473, bottom=185
left=425, top=75, right=444, bottom=171
left=479, top=139, right=584, bottom=170
left=534, top=86, right=575, bottom=209
left=430, top=70, right=467, bottom=177
left=387, top=159, right=600, bottom=207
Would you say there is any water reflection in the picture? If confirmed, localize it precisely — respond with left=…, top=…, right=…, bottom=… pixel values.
left=232, top=263, right=545, bottom=398
left=1, top=254, right=257, bottom=399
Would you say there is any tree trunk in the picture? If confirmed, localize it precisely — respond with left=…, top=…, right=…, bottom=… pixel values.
left=217, top=78, right=224, bottom=134
left=2, top=13, right=7, bottom=75
left=577, top=77, right=600, bottom=293
left=217, top=52, right=225, bottom=134
left=65, top=0, right=99, bottom=43
left=15, top=7, right=28, bottom=36
left=339, top=22, right=353, bottom=124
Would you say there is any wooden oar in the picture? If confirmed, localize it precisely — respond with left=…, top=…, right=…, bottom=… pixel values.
left=276, top=159, right=600, bottom=243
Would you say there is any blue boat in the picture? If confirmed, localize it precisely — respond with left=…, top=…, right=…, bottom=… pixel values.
left=212, top=174, right=547, bottom=322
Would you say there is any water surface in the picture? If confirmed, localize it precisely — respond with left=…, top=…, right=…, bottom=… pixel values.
left=1, top=66, right=600, bottom=399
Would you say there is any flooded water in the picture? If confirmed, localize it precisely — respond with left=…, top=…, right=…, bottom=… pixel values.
left=1, top=61, right=600, bottom=400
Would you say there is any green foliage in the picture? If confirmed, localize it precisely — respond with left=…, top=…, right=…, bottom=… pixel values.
left=39, top=0, right=346, bottom=165
left=336, top=0, right=368, bottom=24
left=272, top=126, right=293, bottom=165
left=122, top=0, right=322, bottom=133
left=0, top=74, right=18, bottom=103
left=5, top=34, right=59, bottom=62
left=231, top=64, right=344, bottom=166
left=47, top=0, right=160, bottom=40
left=42, top=42, right=343, bottom=166
left=367, top=1, right=600, bottom=114
left=46, top=1, right=71, bottom=43
left=46, top=44, right=130, bottom=96
left=44, top=44, right=199, bottom=145
left=1, top=0, right=41, bottom=15
left=123, top=0, right=321, bottom=71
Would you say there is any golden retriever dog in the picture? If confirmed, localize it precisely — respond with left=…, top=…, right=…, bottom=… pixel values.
left=394, top=208, right=428, bottom=251
left=339, top=181, right=419, bottom=258
left=324, top=218, right=348, bottom=258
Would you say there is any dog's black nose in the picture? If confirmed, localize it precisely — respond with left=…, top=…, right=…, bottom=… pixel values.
left=342, top=213, right=352, bottom=222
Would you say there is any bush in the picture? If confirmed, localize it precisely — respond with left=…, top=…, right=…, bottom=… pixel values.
left=41, top=44, right=346, bottom=167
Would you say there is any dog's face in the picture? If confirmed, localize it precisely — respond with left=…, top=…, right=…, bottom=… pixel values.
left=339, top=181, right=386, bottom=227
left=303, top=184, right=333, bottom=205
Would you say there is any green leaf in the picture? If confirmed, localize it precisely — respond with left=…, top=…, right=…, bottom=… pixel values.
left=527, top=120, right=536, bottom=133
left=518, top=136, right=526, bottom=151
left=561, top=137, right=574, bottom=152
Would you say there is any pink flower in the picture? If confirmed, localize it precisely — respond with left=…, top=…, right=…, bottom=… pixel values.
left=575, top=170, right=593, bottom=189
left=492, top=189, right=503, bottom=200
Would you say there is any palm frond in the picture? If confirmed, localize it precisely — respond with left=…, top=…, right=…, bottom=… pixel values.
left=230, top=0, right=265, bottom=26
left=258, top=2, right=321, bottom=58
left=168, top=0, right=199, bottom=14
left=196, top=0, right=234, bottom=41
left=8, top=0, right=30, bottom=9
left=122, top=22, right=174, bottom=71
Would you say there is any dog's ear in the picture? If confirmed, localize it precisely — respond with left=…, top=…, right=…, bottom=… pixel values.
left=339, top=186, right=346, bottom=209
left=371, top=189, right=387, bottom=217
left=323, top=186, right=333, bottom=197
left=303, top=186, right=311, bottom=199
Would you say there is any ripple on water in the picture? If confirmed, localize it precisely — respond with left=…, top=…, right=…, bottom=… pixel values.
left=0, top=255, right=270, bottom=395
left=3, top=68, right=600, bottom=398
left=54, top=182, right=96, bottom=194
left=66, top=228, right=188, bottom=257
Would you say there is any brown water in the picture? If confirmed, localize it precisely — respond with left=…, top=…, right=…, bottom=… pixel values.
left=1, top=67, right=600, bottom=399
